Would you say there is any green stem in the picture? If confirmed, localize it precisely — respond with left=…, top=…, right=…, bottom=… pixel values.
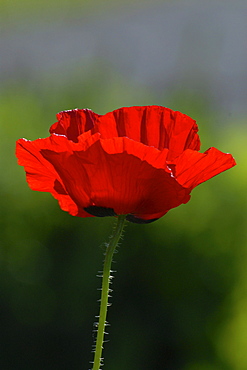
left=92, top=215, right=126, bottom=370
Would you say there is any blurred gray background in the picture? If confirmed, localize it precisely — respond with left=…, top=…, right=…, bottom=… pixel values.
left=1, top=0, right=247, bottom=115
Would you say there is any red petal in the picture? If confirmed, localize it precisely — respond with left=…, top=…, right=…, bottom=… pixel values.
left=16, top=135, right=93, bottom=217
left=93, top=106, right=200, bottom=159
left=41, top=137, right=190, bottom=220
left=169, top=147, right=237, bottom=189
left=49, top=109, right=101, bottom=142
left=16, top=106, right=236, bottom=222
left=16, top=136, right=65, bottom=192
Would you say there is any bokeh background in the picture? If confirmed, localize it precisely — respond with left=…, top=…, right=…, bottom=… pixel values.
left=1, top=0, right=246, bottom=369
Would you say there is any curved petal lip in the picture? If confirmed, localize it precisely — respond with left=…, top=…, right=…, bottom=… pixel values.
left=92, top=105, right=201, bottom=159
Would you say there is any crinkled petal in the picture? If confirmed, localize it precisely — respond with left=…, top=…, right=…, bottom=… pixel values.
left=169, top=147, right=237, bottom=189
left=41, top=137, right=191, bottom=220
left=93, top=106, right=200, bottom=159
left=16, top=134, right=99, bottom=217
left=50, top=109, right=101, bottom=142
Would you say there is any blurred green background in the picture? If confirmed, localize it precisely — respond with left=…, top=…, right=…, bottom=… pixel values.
left=1, top=1, right=247, bottom=369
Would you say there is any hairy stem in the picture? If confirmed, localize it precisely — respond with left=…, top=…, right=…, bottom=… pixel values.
left=92, top=215, right=126, bottom=370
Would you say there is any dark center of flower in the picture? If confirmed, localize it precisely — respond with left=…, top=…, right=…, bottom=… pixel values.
left=84, top=206, right=117, bottom=217
left=84, top=206, right=158, bottom=224
left=126, top=215, right=158, bottom=224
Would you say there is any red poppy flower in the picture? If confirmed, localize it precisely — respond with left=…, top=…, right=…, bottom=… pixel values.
left=16, top=106, right=236, bottom=223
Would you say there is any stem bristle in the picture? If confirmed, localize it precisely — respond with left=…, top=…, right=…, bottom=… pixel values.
left=90, top=215, right=126, bottom=370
